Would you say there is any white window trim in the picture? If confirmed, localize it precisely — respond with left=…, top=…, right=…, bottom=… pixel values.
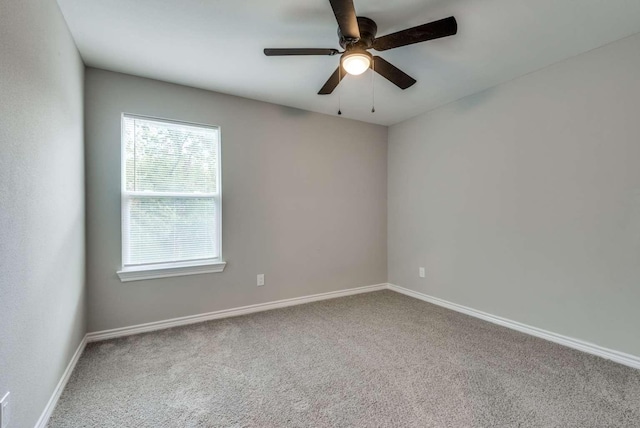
left=118, top=113, right=225, bottom=282
left=117, top=259, right=226, bottom=282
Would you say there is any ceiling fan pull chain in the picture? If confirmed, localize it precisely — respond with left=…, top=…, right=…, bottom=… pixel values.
left=338, top=65, right=342, bottom=115
left=371, top=61, right=376, bottom=113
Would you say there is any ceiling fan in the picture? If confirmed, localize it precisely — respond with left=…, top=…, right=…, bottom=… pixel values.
left=264, top=0, right=457, bottom=95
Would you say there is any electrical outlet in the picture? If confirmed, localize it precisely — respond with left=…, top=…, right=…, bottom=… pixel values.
left=1, top=392, right=10, bottom=428
left=257, top=274, right=265, bottom=286
left=419, top=267, right=425, bottom=278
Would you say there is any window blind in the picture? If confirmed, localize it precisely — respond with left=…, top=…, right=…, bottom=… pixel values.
left=122, top=115, right=220, bottom=267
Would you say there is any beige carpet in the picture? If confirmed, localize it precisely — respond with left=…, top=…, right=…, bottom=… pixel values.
left=48, top=290, right=640, bottom=427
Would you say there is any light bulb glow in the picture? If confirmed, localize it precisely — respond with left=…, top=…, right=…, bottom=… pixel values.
left=342, top=53, right=371, bottom=75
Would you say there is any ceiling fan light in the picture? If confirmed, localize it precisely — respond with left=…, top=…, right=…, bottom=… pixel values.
left=342, top=52, right=371, bottom=75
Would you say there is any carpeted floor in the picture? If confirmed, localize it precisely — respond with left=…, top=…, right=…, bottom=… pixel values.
left=48, top=290, right=640, bottom=427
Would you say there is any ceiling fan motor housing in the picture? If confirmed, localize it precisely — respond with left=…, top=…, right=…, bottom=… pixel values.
left=339, top=16, right=377, bottom=49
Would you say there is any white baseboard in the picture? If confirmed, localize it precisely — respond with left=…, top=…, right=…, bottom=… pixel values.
left=36, top=283, right=387, bottom=427
left=86, top=282, right=640, bottom=370
left=86, top=283, right=388, bottom=342
left=34, top=281, right=639, bottom=428
left=34, top=336, right=87, bottom=428
left=387, top=283, right=640, bottom=370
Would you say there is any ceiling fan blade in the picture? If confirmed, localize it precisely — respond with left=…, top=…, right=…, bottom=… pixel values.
left=373, top=16, right=457, bottom=51
left=264, top=48, right=340, bottom=56
left=318, top=66, right=346, bottom=95
left=373, top=56, right=416, bottom=90
left=328, top=0, right=360, bottom=40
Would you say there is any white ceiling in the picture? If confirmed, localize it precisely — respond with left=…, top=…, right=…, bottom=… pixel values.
left=56, top=0, right=640, bottom=125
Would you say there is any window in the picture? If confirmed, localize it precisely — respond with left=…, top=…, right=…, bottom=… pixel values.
left=117, top=114, right=224, bottom=282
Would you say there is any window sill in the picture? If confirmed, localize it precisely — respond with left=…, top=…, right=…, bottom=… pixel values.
left=117, top=260, right=226, bottom=282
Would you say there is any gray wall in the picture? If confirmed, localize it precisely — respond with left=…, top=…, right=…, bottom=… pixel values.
left=388, top=33, right=640, bottom=357
left=0, top=1, right=86, bottom=427
left=85, top=68, right=388, bottom=332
